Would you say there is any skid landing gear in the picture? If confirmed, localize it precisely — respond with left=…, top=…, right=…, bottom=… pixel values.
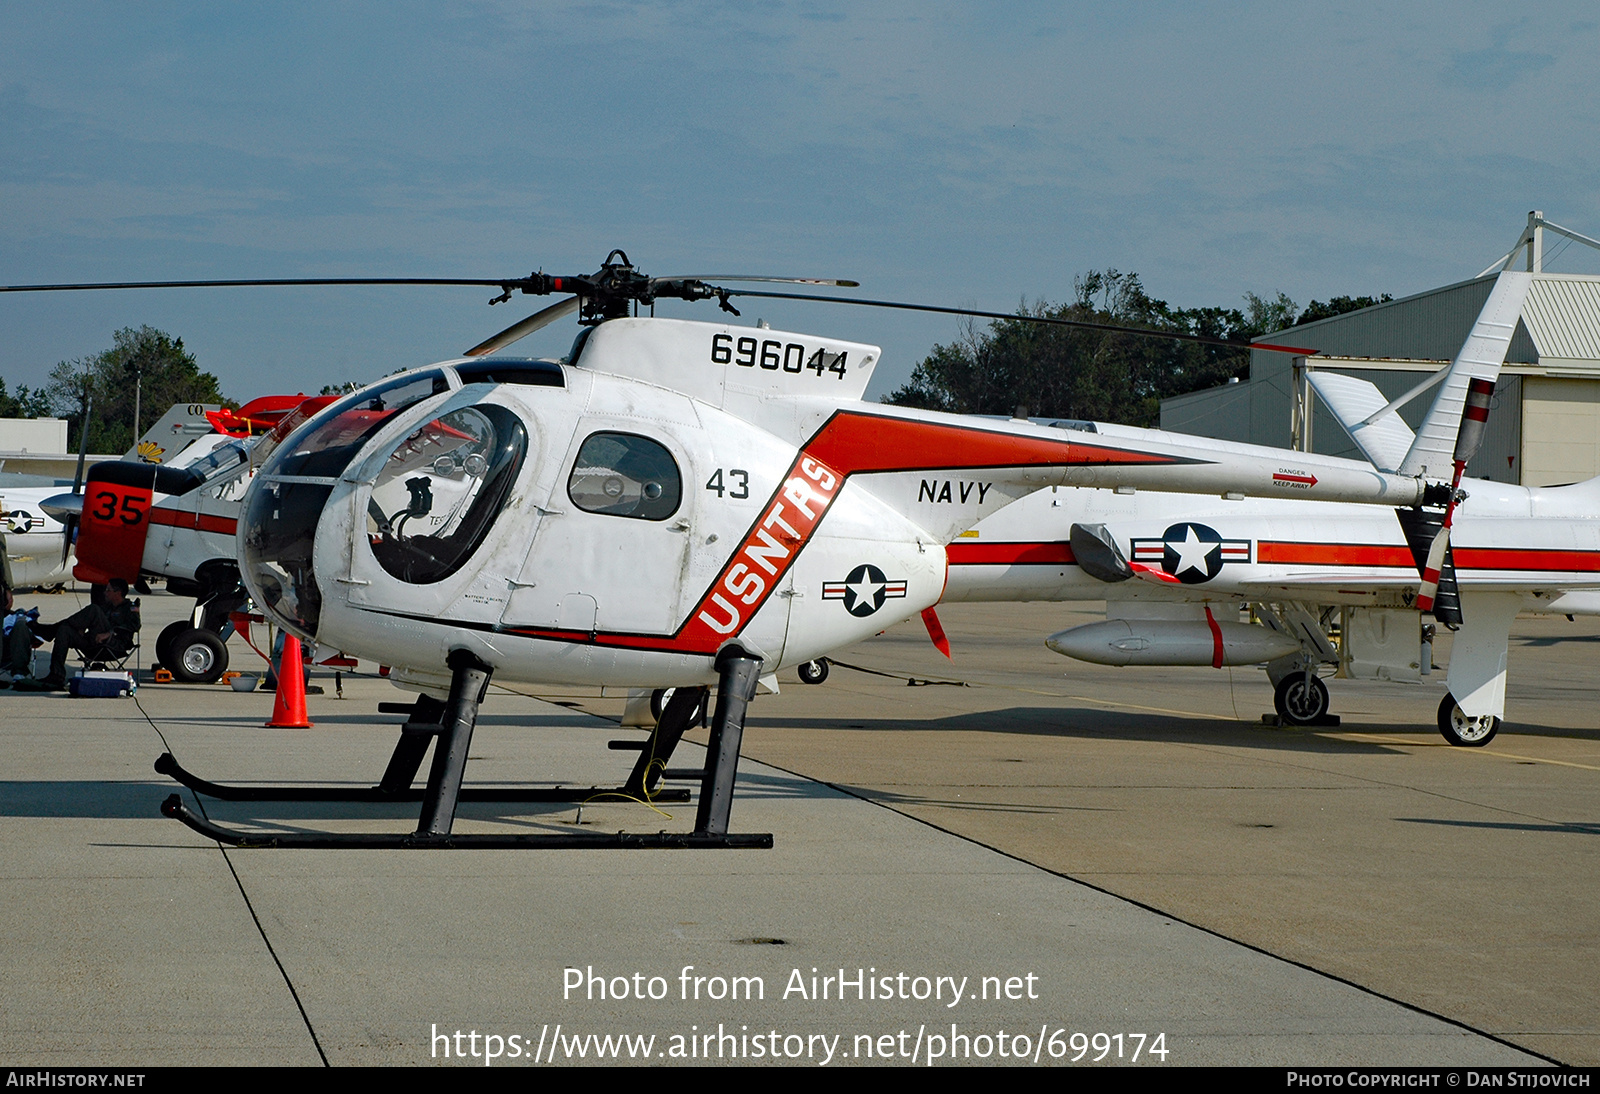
left=158, top=647, right=772, bottom=849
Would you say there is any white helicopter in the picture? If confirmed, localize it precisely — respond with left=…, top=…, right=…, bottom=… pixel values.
left=5, top=252, right=1458, bottom=848
left=940, top=271, right=1600, bottom=746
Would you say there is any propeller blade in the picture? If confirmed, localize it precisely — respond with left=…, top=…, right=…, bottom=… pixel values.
left=57, top=515, right=77, bottom=568
left=1414, top=525, right=1451, bottom=615
left=57, top=387, right=95, bottom=569
left=464, top=297, right=581, bottom=357
left=71, top=389, right=92, bottom=496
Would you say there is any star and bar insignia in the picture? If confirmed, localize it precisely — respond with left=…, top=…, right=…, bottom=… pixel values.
left=822, top=564, right=909, bottom=617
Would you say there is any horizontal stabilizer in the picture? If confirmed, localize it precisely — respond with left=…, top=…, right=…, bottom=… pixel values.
left=1306, top=373, right=1415, bottom=472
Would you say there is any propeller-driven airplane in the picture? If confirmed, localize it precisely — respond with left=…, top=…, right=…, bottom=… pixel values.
left=3, top=252, right=1464, bottom=848
left=27, top=398, right=321, bottom=681
left=941, top=271, right=1598, bottom=746
left=1, top=482, right=74, bottom=589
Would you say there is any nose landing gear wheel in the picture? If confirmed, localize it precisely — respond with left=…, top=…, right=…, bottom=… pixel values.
left=796, top=659, right=829, bottom=685
left=1274, top=673, right=1330, bottom=726
left=1437, top=694, right=1500, bottom=746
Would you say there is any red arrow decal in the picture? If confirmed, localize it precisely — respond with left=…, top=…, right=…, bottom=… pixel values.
left=1273, top=472, right=1318, bottom=486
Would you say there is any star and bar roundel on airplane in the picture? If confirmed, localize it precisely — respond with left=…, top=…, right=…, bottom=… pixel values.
left=1130, top=522, right=1251, bottom=584
left=823, top=563, right=909, bottom=617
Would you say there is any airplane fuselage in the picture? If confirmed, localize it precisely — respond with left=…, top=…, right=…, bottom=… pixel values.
left=942, top=477, right=1600, bottom=614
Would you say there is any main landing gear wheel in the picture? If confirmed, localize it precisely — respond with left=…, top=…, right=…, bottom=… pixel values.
left=649, top=687, right=707, bottom=725
left=1274, top=673, right=1330, bottom=726
left=797, top=659, right=829, bottom=685
left=1437, top=694, right=1500, bottom=747
left=169, top=627, right=229, bottom=684
left=155, top=621, right=189, bottom=669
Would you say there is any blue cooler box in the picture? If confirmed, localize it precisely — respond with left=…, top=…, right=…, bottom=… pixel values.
left=69, top=671, right=137, bottom=698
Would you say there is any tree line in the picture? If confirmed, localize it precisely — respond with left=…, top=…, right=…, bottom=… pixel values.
left=2, top=326, right=231, bottom=455
left=883, top=270, right=1388, bottom=427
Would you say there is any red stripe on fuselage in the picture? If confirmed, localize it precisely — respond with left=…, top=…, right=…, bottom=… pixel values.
left=148, top=507, right=239, bottom=535
left=939, top=534, right=1600, bottom=582
left=1454, top=547, right=1600, bottom=573
left=946, top=541, right=1075, bottom=565
left=1255, top=541, right=1600, bottom=575
left=1256, top=542, right=1414, bottom=567
left=676, top=453, right=843, bottom=649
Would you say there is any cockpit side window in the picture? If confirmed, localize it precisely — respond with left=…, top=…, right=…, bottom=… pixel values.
left=366, top=403, right=528, bottom=584
left=567, top=432, right=682, bottom=521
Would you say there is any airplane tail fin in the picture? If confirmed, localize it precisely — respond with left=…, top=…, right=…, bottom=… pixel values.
left=1307, top=270, right=1533, bottom=627
left=1305, top=271, right=1531, bottom=479
left=125, top=404, right=222, bottom=465
left=1396, top=270, right=1532, bottom=479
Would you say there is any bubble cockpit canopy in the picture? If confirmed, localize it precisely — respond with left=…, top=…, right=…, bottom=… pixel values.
left=240, top=364, right=544, bottom=639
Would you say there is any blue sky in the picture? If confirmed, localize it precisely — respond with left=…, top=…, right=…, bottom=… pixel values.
left=3, top=2, right=1598, bottom=403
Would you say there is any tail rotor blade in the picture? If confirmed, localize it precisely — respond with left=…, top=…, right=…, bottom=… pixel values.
left=1415, top=524, right=1451, bottom=615
left=1417, top=377, right=1495, bottom=621
left=464, top=297, right=580, bottom=356
left=1453, top=377, right=1496, bottom=464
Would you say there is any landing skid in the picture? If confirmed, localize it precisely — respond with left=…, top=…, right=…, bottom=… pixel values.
left=152, top=752, right=692, bottom=804
left=155, top=645, right=772, bottom=849
left=158, top=797, right=770, bottom=849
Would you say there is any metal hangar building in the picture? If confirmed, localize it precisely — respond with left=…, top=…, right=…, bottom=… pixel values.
left=1162, top=212, right=1600, bottom=487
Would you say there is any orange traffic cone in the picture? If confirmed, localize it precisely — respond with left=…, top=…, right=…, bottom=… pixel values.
left=266, top=634, right=314, bottom=728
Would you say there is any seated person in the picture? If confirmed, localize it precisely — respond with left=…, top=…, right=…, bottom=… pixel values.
left=2, top=585, right=41, bottom=685
left=36, top=578, right=141, bottom=689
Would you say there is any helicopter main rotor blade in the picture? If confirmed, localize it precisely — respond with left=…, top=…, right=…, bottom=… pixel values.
left=0, top=277, right=516, bottom=293
left=657, top=276, right=860, bottom=287
left=464, top=297, right=581, bottom=356
left=719, top=289, right=1319, bottom=356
